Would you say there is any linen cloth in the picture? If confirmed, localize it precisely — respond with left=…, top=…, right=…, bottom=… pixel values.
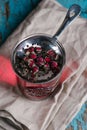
left=0, top=0, right=87, bottom=130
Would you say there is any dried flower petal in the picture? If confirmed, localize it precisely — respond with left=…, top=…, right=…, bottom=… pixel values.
left=23, top=57, right=29, bottom=62
left=44, top=63, right=50, bottom=72
left=47, top=49, right=56, bottom=57
left=29, top=47, right=34, bottom=52
left=28, top=59, right=35, bottom=68
left=36, top=57, right=44, bottom=66
left=35, top=47, right=42, bottom=53
left=32, top=66, right=39, bottom=75
left=15, top=45, right=61, bottom=82
left=44, top=63, right=49, bottom=68
left=51, top=61, right=58, bottom=68
left=30, top=52, right=37, bottom=59
left=45, top=56, right=51, bottom=63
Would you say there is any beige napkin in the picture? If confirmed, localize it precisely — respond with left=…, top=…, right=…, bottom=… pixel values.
left=0, top=0, right=87, bottom=130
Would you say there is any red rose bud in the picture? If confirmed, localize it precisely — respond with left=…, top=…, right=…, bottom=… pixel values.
left=23, top=57, right=29, bottom=62
left=30, top=52, right=37, bottom=59
left=44, top=63, right=50, bottom=71
left=51, top=61, right=58, bottom=68
left=36, top=57, right=44, bottom=66
left=45, top=56, right=51, bottom=63
left=28, top=59, right=35, bottom=68
left=29, top=46, right=34, bottom=52
left=35, top=47, right=42, bottom=53
left=47, top=49, right=56, bottom=57
left=32, top=66, right=39, bottom=75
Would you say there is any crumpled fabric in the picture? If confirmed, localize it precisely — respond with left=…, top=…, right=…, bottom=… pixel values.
left=0, top=0, right=87, bottom=130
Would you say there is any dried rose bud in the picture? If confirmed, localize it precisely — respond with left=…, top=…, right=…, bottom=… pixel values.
left=44, top=63, right=49, bottom=68
left=44, top=63, right=50, bottom=72
left=29, top=47, right=34, bottom=52
left=36, top=57, right=44, bottom=66
left=45, top=56, right=51, bottom=63
left=51, top=61, right=58, bottom=68
left=28, top=59, right=35, bottom=68
left=32, top=66, right=39, bottom=75
left=23, top=57, right=29, bottom=62
left=47, top=49, right=56, bottom=57
left=35, top=47, right=42, bottom=53
left=30, top=52, right=37, bottom=59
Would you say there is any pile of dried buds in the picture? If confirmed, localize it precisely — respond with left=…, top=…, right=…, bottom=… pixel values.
left=15, top=45, right=61, bottom=82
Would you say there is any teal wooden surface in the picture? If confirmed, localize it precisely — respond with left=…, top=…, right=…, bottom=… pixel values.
left=0, top=0, right=40, bottom=45
left=0, top=0, right=87, bottom=129
left=66, top=102, right=87, bottom=130
left=57, top=0, right=87, bottom=19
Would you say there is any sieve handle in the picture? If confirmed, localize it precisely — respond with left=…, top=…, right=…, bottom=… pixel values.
left=53, top=4, right=81, bottom=39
